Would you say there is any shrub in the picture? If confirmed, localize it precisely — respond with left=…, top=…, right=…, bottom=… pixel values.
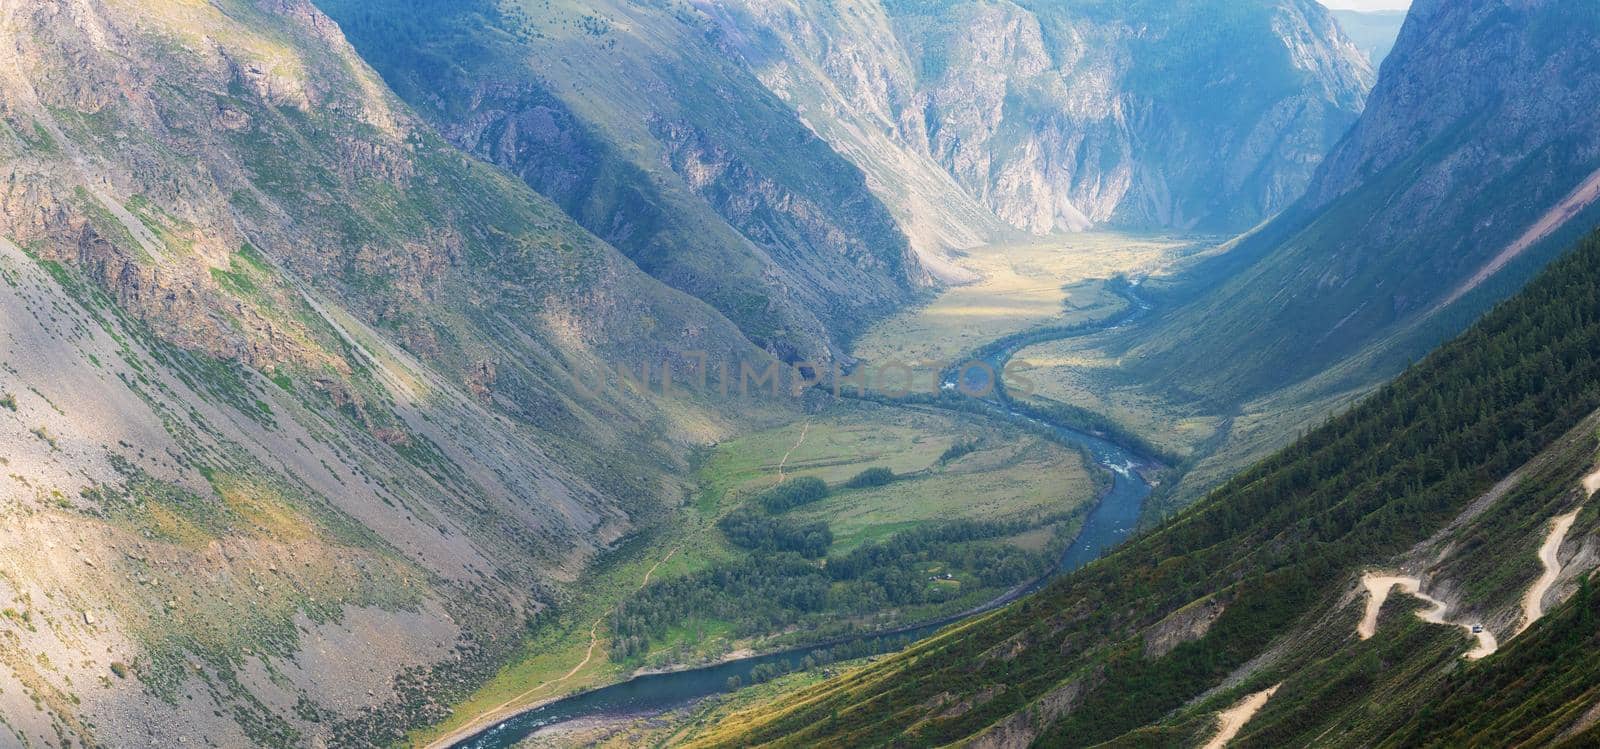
left=718, top=508, right=833, bottom=558
left=845, top=467, right=896, bottom=489
left=756, top=476, right=830, bottom=513
left=938, top=438, right=980, bottom=464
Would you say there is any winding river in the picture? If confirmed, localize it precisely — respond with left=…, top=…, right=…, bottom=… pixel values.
left=450, top=282, right=1161, bottom=749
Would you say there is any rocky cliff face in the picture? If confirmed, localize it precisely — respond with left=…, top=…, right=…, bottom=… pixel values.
left=1135, top=0, right=1600, bottom=398
left=702, top=0, right=1373, bottom=235
left=1331, top=9, right=1407, bottom=66
left=0, top=0, right=772, bottom=744
left=318, top=0, right=929, bottom=364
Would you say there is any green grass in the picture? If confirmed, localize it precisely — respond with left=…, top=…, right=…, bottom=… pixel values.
left=789, top=439, right=1088, bottom=553
left=700, top=402, right=1094, bottom=553
left=1015, top=337, right=1226, bottom=460
left=414, top=399, right=1098, bottom=745
left=641, top=618, right=741, bottom=669
left=851, top=234, right=1201, bottom=384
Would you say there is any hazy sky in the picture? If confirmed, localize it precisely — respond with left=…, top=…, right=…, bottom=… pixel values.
left=1320, top=0, right=1412, bottom=9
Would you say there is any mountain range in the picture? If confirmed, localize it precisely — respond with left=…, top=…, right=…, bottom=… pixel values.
left=704, top=0, right=1373, bottom=235
left=0, top=0, right=1596, bottom=746
left=317, top=0, right=1377, bottom=361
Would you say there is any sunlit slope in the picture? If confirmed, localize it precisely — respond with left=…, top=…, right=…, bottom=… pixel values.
left=0, top=0, right=777, bottom=744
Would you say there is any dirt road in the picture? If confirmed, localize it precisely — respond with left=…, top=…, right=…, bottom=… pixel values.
left=1359, top=574, right=1496, bottom=659
left=1519, top=509, right=1582, bottom=634
left=1201, top=684, right=1280, bottom=749
left=773, top=421, right=810, bottom=483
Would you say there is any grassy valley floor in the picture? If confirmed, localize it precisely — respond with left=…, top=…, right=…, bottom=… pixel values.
left=851, top=233, right=1209, bottom=383
left=1012, top=337, right=1227, bottom=463
left=414, top=401, right=1096, bottom=747
left=418, top=232, right=1217, bottom=746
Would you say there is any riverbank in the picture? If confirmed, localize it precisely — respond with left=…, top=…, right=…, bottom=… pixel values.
left=427, top=236, right=1206, bottom=748
left=438, top=282, right=1170, bottom=749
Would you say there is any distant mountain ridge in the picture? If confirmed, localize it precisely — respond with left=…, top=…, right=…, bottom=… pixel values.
left=704, top=0, right=1374, bottom=235
left=1331, top=9, right=1407, bottom=65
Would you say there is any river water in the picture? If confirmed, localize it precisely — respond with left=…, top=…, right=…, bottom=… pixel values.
left=452, top=285, right=1158, bottom=749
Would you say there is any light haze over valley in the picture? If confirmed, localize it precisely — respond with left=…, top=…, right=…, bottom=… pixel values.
left=0, top=1, right=1595, bottom=747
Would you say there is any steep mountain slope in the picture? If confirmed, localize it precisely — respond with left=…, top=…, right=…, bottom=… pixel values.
left=1332, top=9, right=1407, bottom=65
left=1076, top=0, right=1600, bottom=509
left=315, top=0, right=930, bottom=363
left=1134, top=0, right=1600, bottom=400
left=687, top=226, right=1600, bottom=746
left=701, top=0, right=1373, bottom=234
left=0, top=0, right=776, bottom=745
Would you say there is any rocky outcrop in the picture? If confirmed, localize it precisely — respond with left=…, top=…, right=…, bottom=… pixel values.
left=0, top=172, right=334, bottom=372
left=963, top=671, right=1102, bottom=749
left=648, top=116, right=922, bottom=338
left=1143, top=596, right=1227, bottom=659
left=1307, top=0, right=1600, bottom=215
